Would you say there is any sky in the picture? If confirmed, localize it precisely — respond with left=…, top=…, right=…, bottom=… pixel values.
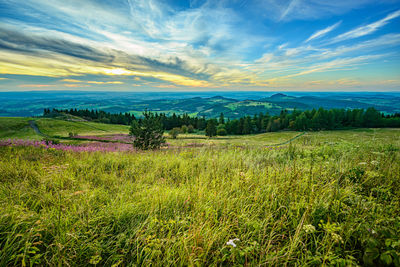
left=0, top=0, right=399, bottom=92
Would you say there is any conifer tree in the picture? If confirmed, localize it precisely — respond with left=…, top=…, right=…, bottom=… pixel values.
left=129, top=111, right=165, bottom=150
left=205, top=119, right=217, bottom=137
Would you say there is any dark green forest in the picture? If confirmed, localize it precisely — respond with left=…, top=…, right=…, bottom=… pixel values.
left=44, top=107, right=400, bottom=135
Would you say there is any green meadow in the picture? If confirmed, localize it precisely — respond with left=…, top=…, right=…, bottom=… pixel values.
left=0, top=118, right=40, bottom=140
left=0, top=117, right=129, bottom=140
left=0, top=125, right=399, bottom=266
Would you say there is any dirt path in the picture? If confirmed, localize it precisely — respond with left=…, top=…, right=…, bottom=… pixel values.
left=28, top=120, right=49, bottom=137
left=265, top=132, right=306, bottom=147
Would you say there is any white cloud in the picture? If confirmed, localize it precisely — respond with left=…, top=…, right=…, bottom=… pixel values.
left=267, top=54, right=385, bottom=82
left=279, top=0, right=300, bottom=21
left=251, top=32, right=400, bottom=81
left=305, top=21, right=341, bottom=42
left=319, top=33, right=400, bottom=59
left=254, top=0, right=376, bottom=22
left=332, top=9, right=400, bottom=43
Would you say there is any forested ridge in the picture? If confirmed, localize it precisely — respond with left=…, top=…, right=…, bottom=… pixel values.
left=44, top=107, right=400, bottom=135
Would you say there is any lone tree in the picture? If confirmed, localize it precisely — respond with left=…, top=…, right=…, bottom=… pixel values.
left=205, top=119, right=217, bottom=137
left=130, top=111, right=165, bottom=150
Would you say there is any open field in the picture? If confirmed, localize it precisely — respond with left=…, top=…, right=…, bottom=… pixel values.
left=166, top=131, right=303, bottom=147
left=0, top=128, right=399, bottom=266
left=35, top=118, right=130, bottom=137
left=0, top=117, right=130, bottom=140
left=0, top=117, right=41, bottom=140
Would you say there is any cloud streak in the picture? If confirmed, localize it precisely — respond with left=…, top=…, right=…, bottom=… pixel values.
left=305, top=21, right=341, bottom=42
left=254, top=0, right=377, bottom=22
left=332, top=9, right=400, bottom=43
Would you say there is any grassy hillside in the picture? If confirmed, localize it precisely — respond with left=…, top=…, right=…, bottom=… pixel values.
left=0, top=117, right=129, bottom=140
left=0, top=129, right=399, bottom=266
left=0, top=117, right=41, bottom=140
left=35, top=118, right=129, bottom=137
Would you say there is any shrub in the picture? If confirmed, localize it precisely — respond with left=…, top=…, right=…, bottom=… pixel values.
left=181, top=125, right=188, bottom=133
left=68, top=132, right=78, bottom=137
left=187, top=125, right=195, bottom=133
left=217, top=128, right=227, bottom=136
left=169, top=128, right=181, bottom=139
left=43, top=138, right=60, bottom=145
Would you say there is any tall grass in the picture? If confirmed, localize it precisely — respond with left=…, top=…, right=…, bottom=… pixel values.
left=0, top=130, right=399, bottom=266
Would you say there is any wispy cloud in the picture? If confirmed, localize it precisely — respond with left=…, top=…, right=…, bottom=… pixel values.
left=18, top=84, right=52, bottom=88
left=87, top=81, right=124, bottom=85
left=254, top=0, right=376, bottom=22
left=279, top=0, right=299, bottom=21
left=60, top=79, right=124, bottom=85
left=319, top=33, right=400, bottom=59
left=305, top=21, right=341, bottom=42
left=63, top=84, right=91, bottom=88
left=61, top=79, right=81, bottom=83
left=332, top=10, right=400, bottom=43
left=267, top=54, right=385, bottom=82
left=0, top=0, right=399, bottom=91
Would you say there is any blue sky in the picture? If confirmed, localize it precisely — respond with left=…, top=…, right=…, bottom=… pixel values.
left=0, top=0, right=399, bottom=91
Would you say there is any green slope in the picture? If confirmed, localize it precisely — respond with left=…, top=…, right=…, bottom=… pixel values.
left=0, top=117, right=41, bottom=140
left=35, top=118, right=129, bottom=137
left=0, top=117, right=129, bottom=139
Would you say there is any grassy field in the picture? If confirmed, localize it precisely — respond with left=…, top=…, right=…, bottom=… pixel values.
left=0, top=117, right=41, bottom=140
left=166, top=131, right=303, bottom=147
left=0, top=117, right=129, bottom=140
left=35, top=118, right=130, bottom=137
left=0, top=128, right=399, bottom=266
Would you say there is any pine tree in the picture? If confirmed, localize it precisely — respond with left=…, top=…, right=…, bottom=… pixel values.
left=219, top=113, right=225, bottom=124
left=243, top=116, right=252, bottom=134
left=205, top=119, right=217, bottom=137
left=129, top=111, right=165, bottom=150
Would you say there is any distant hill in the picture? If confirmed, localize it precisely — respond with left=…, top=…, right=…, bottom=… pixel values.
left=268, top=93, right=296, bottom=100
left=0, top=91, right=399, bottom=118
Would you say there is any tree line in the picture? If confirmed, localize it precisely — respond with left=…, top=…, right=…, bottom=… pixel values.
left=43, top=108, right=137, bottom=125
left=44, top=107, right=400, bottom=137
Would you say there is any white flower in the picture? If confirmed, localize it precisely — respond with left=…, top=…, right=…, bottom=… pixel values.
left=358, top=162, right=367, bottom=165
left=303, top=224, right=316, bottom=234
left=226, top=238, right=240, bottom=247
left=371, top=160, right=379, bottom=165
left=331, top=233, right=343, bottom=243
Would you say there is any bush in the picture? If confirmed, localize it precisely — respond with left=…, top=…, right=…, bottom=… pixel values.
left=181, top=125, right=188, bottom=133
left=68, top=132, right=78, bottom=137
left=43, top=138, right=60, bottom=145
left=130, top=111, right=165, bottom=150
left=187, top=125, right=195, bottom=133
left=217, top=128, right=227, bottom=136
left=169, top=128, right=181, bottom=139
